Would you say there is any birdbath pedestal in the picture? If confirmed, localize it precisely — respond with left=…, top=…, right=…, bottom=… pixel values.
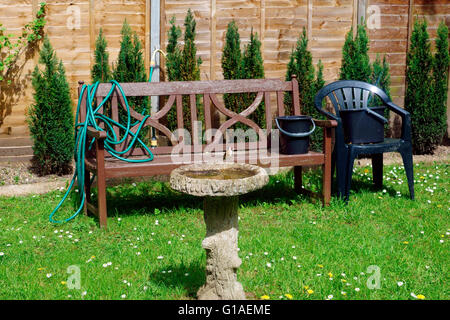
left=170, top=163, right=268, bottom=300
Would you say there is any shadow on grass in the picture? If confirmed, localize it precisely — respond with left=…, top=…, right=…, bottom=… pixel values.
left=149, top=260, right=205, bottom=299
left=88, top=171, right=308, bottom=218
left=85, top=168, right=405, bottom=218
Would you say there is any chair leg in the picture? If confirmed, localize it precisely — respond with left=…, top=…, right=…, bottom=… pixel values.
left=399, top=144, right=415, bottom=200
left=335, top=149, right=348, bottom=199
left=372, top=153, right=383, bottom=190
left=345, top=149, right=357, bottom=202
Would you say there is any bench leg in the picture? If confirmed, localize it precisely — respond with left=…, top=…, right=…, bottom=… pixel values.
left=83, top=168, right=91, bottom=216
left=97, top=172, right=107, bottom=228
left=322, top=127, right=332, bottom=206
left=96, top=139, right=108, bottom=228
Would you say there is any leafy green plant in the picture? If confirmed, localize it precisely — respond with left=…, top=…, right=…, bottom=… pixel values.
left=27, top=36, right=74, bottom=175
left=405, top=19, right=449, bottom=154
left=0, top=2, right=46, bottom=82
left=285, top=28, right=325, bottom=151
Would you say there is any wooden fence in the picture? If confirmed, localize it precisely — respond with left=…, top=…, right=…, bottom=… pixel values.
left=0, top=0, right=449, bottom=140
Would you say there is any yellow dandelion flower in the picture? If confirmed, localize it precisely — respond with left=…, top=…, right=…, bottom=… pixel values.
left=38, top=267, right=45, bottom=271
left=416, top=294, right=425, bottom=300
left=402, top=241, right=409, bottom=244
left=341, top=279, right=347, bottom=283
left=285, top=293, right=293, bottom=300
left=317, top=264, right=324, bottom=268
left=303, top=285, right=309, bottom=290
left=260, top=295, right=270, bottom=300
left=364, top=169, right=369, bottom=173
left=307, top=289, right=314, bottom=295
left=328, top=272, right=333, bottom=278
left=61, top=281, right=67, bottom=285
left=378, top=196, right=383, bottom=199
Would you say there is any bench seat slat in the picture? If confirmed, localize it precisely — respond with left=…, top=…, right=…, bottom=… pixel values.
left=85, top=152, right=325, bottom=178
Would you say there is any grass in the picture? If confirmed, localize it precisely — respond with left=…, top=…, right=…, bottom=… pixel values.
left=0, top=161, right=448, bottom=300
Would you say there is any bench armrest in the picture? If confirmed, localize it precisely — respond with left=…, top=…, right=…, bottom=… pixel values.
left=313, top=119, right=338, bottom=128
left=86, top=126, right=107, bottom=140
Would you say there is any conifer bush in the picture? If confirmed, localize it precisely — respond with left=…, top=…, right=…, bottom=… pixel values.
left=221, top=24, right=265, bottom=130
left=241, top=29, right=265, bottom=129
left=371, top=54, right=391, bottom=133
left=405, top=19, right=449, bottom=154
left=27, top=36, right=74, bottom=175
left=431, top=21, right=449, bottom=148
left=222, top=21, right=244, bottom=119
left=91, top=28, right=111, bottom=83
left=112, top=20, right=149, bottom=141
left=340, top=24, right=372, bottom=82
left=165, top=10, right=202, bottom=133
left=340, top=23, right=392, bottom=135
left=285, top=28, right=325, bottom=151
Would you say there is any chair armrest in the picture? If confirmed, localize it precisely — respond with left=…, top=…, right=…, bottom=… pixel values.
left=313, top=119, right=338, bottom=128
left=386, top=101, right=410, bottom=118
left=86, top=126, right=107, bottom=140
left=385, top=102, right=411, bottom=141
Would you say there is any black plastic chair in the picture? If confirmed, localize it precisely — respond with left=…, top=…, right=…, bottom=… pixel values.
left=314, top=80, right=414, bottom=201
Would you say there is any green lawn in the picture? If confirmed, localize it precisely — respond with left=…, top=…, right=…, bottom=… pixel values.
left=0, top=162, right=448, bottom=300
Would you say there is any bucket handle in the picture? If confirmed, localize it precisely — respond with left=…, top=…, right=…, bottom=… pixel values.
left=365, top=107, right=388, bottom=124
left=275, top=117, right=316, bottom=138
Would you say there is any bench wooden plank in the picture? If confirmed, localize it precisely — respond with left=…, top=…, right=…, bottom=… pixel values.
left=94, top=79, right=292, bottom=97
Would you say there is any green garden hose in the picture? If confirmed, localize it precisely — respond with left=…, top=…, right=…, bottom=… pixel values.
left=49, top=78, right=155, bottom=224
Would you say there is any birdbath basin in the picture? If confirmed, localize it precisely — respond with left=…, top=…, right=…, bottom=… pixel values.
left=170, top=163, right=269, bottom=300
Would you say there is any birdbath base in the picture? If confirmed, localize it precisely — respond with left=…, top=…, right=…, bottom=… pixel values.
left=197, top=196, right=245, bottom=300
left=170, top=163, right=269, bottom=300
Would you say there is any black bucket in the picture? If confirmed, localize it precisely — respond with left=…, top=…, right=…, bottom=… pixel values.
left=340, top=106, right=386, bottom=144
left=275, top=115, right=316, bottom=155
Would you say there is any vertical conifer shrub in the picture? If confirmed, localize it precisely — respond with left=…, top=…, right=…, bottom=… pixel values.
left=340, top=23, right=394, bottom=135
left=340, top=23, right=372, bottom=82
left=222, top=21, right=243, bottom=117
left=404, top=19, right=448, bottom=154
left=241, top=29, right=265, bottom=128
left=431, top=21, right=449, bottom=148
left=371, top=54, right=391, bottom=133
left=28, top=36, right=74, bottom=175
left=165, top=10, right=202, bottom=133
left=285, top=28, right=325, bottom=151
left=91, top=28, right=111, bottom=83
left=113, top=20, right=149, bottom=141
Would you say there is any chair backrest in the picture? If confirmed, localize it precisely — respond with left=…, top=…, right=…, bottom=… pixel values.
left=314, top=80, right=391, bottom=121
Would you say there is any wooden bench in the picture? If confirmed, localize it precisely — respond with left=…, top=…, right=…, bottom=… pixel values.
left=78, top=76, right=337, bottom=228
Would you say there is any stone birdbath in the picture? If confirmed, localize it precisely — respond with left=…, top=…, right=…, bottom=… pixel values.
left=170, top=162, right=269, bottom=300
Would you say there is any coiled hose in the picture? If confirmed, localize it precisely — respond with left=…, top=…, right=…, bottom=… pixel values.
left=49, top=79, right=154, bottom=223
